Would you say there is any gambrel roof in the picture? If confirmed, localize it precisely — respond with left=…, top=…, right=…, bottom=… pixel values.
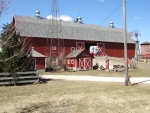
left=13, top=15, right=135, bottom=44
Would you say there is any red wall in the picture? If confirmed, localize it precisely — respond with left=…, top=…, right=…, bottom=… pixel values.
left=141, top=44, right=150, bottom=58
left=36, top=57, right=45, bottom=69
left=66, top=58, right=76, bottom=67
left=105, top=42, right=135, bottom=58
left=27, top=37, right=135, bottom=58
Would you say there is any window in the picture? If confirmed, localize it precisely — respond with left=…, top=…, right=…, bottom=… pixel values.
left=71, top=60, right=74, bottom=64
left=71, top=47, right=75, bottom=51
left=52, top=46, right=56, bottom=50
left=82, top=52, right=87, bottom=56
left=68, top=60, right=70, bottom=64
left=52, top=57, right=56, bottom=62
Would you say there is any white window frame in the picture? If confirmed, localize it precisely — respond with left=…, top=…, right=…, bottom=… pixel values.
left=71, top=47, right=75, bottom=51
left=68, top=60, right=70, bottom=64
left=52, top=46, right=56, bottom=50
left=71, top=60, right=74, bottom=64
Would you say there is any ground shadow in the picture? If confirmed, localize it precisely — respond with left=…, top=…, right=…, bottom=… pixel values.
left=132, top=79, right=150, bottom=86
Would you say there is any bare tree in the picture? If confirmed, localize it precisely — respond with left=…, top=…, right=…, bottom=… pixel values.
left=0, top=0, right=13, bottom=17
left=57, top=51, right=66, bottom=69
left=0, top=0, right=34, bottom=62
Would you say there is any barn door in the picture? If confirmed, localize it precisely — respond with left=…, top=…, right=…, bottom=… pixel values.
left=76, top=42, right=85, bottom=50
left=79, top=58, right=84, bottom=70
left=85, top=58, right=91, bottom=70
left=79, top=58, right=91, bottom=70
left=97, top=43, right=105, bottom=56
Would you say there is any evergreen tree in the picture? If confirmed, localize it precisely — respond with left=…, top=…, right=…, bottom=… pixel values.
left=0, top=23, right=34, bottom=72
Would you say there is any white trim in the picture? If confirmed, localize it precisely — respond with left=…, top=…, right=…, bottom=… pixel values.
left=68, top=60, right=70, bottom=64
left=45, top=58, right=46, bottom=68
left=97, top=43, right=105, bottom=56
left=76, top=42, right=85, bottom=50
left=79, top=58, right=91, bottom=70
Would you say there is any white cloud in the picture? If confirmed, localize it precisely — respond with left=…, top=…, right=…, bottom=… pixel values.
left=46, top=15, right=73, bottom=21
left=134, top=16, right=140, bottom=19
left=98, top=0, right=104, bottom=2
left=46, top=15, right=53, bottom=19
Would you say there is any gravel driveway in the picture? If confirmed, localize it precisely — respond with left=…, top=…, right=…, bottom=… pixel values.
left=41, top=75, right=150, bottom=84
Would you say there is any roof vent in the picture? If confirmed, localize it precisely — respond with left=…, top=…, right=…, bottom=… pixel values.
left=35, top=10, right=41, bottom=19
left=74, top=15, right=83, bottom=24
left=109, top=21, right=115, bottom=28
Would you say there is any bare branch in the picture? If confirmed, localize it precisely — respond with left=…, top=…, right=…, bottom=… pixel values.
left=0, top=0, right=13, bottom=17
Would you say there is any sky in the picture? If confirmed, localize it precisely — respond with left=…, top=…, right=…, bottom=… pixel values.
left=1, top=0, right=150, bottom=45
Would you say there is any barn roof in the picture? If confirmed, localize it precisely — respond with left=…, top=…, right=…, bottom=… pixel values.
left=31, top=47, right=47, bottom=57
left=13, top=15, right=135, bottom=44
left=140, top=41, right=150, bottom=45
left=66, top=49, right=84, bottom=58
left=66, top=49, right=94, bottom=58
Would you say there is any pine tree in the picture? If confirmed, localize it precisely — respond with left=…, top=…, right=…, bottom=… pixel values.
left=0, top=23, right=34, bottom=72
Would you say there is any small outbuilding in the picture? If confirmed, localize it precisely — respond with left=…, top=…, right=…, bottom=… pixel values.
left=140, top=41, right=150, bottom=58
left=66, top=49, right=94, bottom=70
left=31, top=47, right=47, bottom=70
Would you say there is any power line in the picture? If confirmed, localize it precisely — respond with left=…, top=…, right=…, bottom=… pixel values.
left=100, top=3, right=123, bottom=25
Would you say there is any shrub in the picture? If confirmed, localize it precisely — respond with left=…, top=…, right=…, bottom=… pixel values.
left=130, top=60, right=137, bottom=69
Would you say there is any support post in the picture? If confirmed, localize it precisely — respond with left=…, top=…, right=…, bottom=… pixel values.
left=123, top=0, right=128, bottom=86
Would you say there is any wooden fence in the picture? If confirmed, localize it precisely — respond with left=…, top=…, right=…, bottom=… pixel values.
left=0, top=71, right=39, bottom=86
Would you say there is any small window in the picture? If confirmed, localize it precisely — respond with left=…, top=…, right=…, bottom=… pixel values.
left=52, top=46, right=56, bottom=50
left=71, top=47, right=75, bottom=51
left=82, top=52, right=87, bottom=56
left=68, top=60, right=70, bottom=64
left=71, top=60, right=74, bottom=64
left=52, top=57, right=56, bottom=62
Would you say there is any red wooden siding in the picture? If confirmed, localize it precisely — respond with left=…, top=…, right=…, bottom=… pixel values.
left=105, top=42, right=135, bottom=58
left=141, top=44, right=150, bottom=58
left=66, top=58, right=76, bottom=67
left=35, top=57, right=45, bottom=69
left=28, top=37, right=135, bottom=58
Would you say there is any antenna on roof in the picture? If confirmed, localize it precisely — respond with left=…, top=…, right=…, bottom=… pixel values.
left=35, top=9, right=41, bottom=19
left=74, top=15, right=83, bottom=24
left=109, top=20, right=115, bottom=28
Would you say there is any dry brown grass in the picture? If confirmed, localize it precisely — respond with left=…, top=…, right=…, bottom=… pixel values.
left=0, top=80, right=150, bottom=113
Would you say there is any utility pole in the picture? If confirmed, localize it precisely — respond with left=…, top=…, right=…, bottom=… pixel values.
left=123, top=0, right=128, bottom=86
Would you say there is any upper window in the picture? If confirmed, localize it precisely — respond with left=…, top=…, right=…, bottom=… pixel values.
left=52, top=46, right=56, bottom=50
left=82, top=52, right=87, bottom=56
left=71, top=47, right=75, bottom=51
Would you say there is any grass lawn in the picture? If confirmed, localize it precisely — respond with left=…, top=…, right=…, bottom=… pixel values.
left=39, top=62, right=150, bottom=77
left=0, top=80, right=150, bottom=113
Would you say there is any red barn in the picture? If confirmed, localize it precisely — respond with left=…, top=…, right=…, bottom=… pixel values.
left=12, top=15, right=135, bottom=69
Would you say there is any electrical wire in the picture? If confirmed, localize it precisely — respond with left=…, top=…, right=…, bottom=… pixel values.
left=100, top=3, right=123, bottom=25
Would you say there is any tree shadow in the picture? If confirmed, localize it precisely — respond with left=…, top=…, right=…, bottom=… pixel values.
left=132, top=79, right=150, bottom=86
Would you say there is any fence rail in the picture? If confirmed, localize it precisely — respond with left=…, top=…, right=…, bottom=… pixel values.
left=0, top=71, right=39, bottom=86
